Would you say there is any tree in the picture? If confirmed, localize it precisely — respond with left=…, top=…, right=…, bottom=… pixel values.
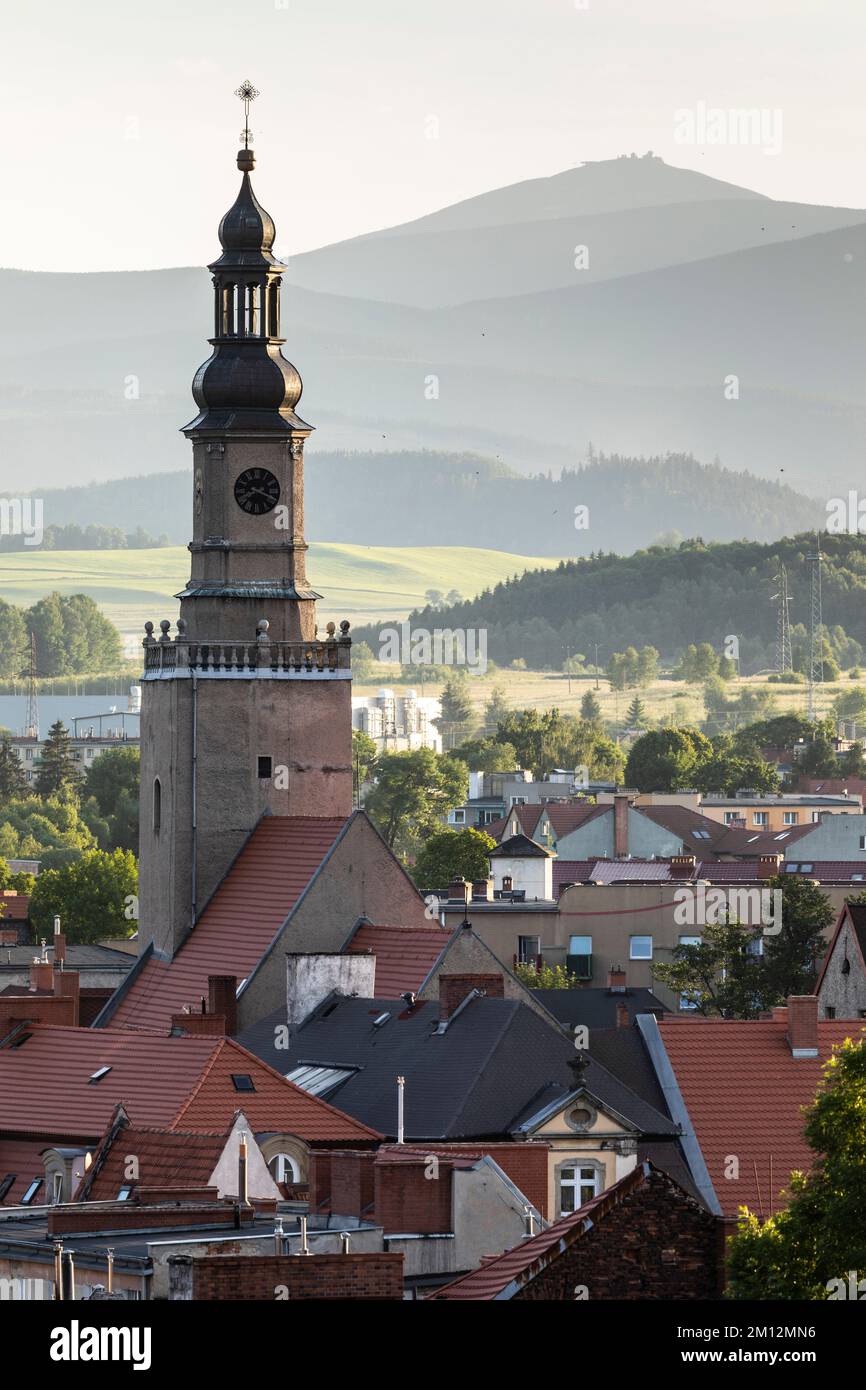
left=412, top=827, right=496, bottom=890
left=364, top=749, right=469, bottom=855
left=653, top=920, right=765, bottom=1018
left=636, top=646, right=659, bottom=686
left=676, top=642, right=720, bottom=683
left=0, top=736, right=25, bottom=797
left=580, top=690, right=603, bottom=726
left=727, top=1036, right=866, bottom=1299
left=514, top=961, right=583, bottom=989
left=692, top=750, right=780, bottom=797
left=26, top=593, right=121, bottom=675
left=35, top=721, right=83, bottom=796
left=29, top=848, right=138, bottom=944
left=0, top=601, right=28, bottom=677
left=761, top=874, right=834, bottom=1003
left=351, top=729, right=378, bottom=804
left=625, top=696, right=648, bottom=728
left=624, top=727, right=712, bottom=792
left=351, top=641, right=377, bottom=682
left=81, top=746, right=140, bottom=852
left=451, top=736, right=518, bottom=772
left=0, top=789, right=96, bottom=868
left=483, top=686, right=511, bottom=735
left=435, top=672, right=475, bottom=749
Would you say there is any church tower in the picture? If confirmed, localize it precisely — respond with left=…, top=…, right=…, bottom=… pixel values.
left=138, top=85, right=353, bottom=960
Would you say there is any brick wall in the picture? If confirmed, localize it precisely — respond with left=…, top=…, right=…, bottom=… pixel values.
left=330, top=1150, right=375, bottom=1216
left=0, top=995, right=77, bottom=1029
left=375, top=1159, right=453, bottom=1234
left=439, top=973, right=504, bottom=1019
left=192, top=1252, right=404, bottom=1300
left=515, top=1169, right=720, bottom=1300
left=309, top=1150, right=332, bottom=1211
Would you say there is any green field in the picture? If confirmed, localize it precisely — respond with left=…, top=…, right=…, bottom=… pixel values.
left=0, top=544, right=564, bottom=650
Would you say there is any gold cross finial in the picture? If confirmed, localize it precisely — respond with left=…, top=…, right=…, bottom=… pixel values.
left=234, top=80, right=260, bottom=150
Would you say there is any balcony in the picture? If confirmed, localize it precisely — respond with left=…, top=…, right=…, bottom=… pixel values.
left=142, top=618, right=352, bottom=680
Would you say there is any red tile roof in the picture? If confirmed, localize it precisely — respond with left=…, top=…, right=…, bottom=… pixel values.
left=658, top=1014, right=866, bottom=1217
left=79, top=1120, right=228, bottom=1202
left=0, top=1138, right=55, bottom=1206
left=108, top=816, right=347, bottom=1033
left=430, top=1164, right=649, bottom=1299
left=0, top=1024, right=380, bottom=1144
left=346, top=924, right=452, bottom=996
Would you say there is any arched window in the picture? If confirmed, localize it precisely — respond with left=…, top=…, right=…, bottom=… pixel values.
left=270, top=1153, right=299, bottom=1184
left=153, top=777, right=162, bottom=834
left=555, top=1158, right=603, bottom=1216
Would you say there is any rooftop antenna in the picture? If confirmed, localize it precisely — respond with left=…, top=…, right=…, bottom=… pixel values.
left=807, top=535, right=824, bottom=721
left=234, top=79, right=259, bottom=151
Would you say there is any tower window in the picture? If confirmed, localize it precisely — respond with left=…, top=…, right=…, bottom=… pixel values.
left=153, top=777, right=162, bottom=833
left=257, top=756, right=273, bottom=780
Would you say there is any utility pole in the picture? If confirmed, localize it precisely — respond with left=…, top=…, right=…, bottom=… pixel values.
left=23, top=632, right=39, bottom=740
left=771, top=563, right=792, bottom=676
left=593, top=642, right=602, bottom=691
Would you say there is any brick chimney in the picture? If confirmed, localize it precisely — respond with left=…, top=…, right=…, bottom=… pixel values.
left=758, top=854, right=782, bottom=878
left=471, top=878, right=493, bottom=902
left=439, top=973, right=504, bottom=1020
left=53, top=967, right=80, bottom=1026
left=208, top=975, right=238, bottom=1036
left=786, top=996, right=818, bottom=1057
left=607, top=966, right=627, bottom=994
left=0, top=929, right=17, bottom=946
left=615, top=1001, right=630, bottom=1029
left=30, top=958, right=53, bottom=992
left=447, top=877, right=472, bottom=905
left=614, top=794, right=629, bottom=857
left=53, top=916, right=66, bottom=964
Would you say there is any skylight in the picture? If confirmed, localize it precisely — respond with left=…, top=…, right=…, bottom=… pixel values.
left=287, top=1064, right=355, bottom=1098
left=88, top=1065, right=112, bottom=1084
left=231, top=1074, right=256, bottom=1092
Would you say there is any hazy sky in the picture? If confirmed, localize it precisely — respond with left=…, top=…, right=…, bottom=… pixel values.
left=4, top=0, right=866, bottom=271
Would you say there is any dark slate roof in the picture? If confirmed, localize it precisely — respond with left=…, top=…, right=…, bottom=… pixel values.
left=489, top=834, right=552, bottom=859
left=533, top=988, right=668, bottom=1031
left=0, top=945, right=134, bottom=970
left=238, top=994, right=674, bottom=1142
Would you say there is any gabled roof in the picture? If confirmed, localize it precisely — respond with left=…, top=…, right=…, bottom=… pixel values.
left=0, top=1137, right=57, bottom=1206
left=489, top=833, right=552, bottom=859
left=0, top=1024, right=380, bottom=1143
left=344, top=922, right=453, bottom=996
left=654, top=1013, right=866, bottom=1217
left=104, top=816, right=348, bottom=1033
left=430, top=1162, right=685, bottom=1299
left=815, top=901, right=866, bottom=994
left=488, top=803, right=607, bottom=843
left=535, top=988, right=667, bottom=1031
left=636, top=804, right=815, bottom=859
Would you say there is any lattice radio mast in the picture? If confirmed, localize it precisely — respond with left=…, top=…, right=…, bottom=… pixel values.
left=807, top=537, right=824, bottom=721
left=23, top=632, right=39, bottom=739
left=771, top=563, right=792, bottom=675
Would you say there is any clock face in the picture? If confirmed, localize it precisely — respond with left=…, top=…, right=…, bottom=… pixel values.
left=234, top=467, right=281, bottom=515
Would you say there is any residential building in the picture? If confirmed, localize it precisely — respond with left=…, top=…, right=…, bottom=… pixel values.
left=815, top=902, right=866, bottom=1020
left=700, top=791, right=863, bottom=833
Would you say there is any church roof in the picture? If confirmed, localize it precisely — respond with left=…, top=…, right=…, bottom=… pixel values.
left=102, top=816, right=348, bottom=1034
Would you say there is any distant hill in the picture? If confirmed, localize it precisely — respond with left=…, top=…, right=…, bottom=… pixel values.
left=1, top=155, right=864, bottom=503
left=6, top=450, right=823, bottom=554
left=353, top=532, right=866, bottom=672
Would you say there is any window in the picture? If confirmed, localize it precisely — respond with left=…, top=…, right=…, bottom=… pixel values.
left=753, top=812, right=768, bottom=827
left=21, top=1179, right=43, bottom=1205
left=567, top=935, right=592, bottom=979
left=558, top=1163, right=601, bottom=1215
left=257, top=755, right=273, bottom=780
left=153, top=777, right=161, bottom=834
left=231, top=1074, right=256, bottom=1092
left=517, top=935, right=540, bottom=964
left=510, top=795, right=527, bottom=806
left=860, top=836, right=866, bottom=851
left=88, top=1066, right=111, bottom=1084
left=630, top=935, right=653, bottom=961
left=117, top=1186, right=133, bottom=1201
left=825, top=1006, right=837, bottom=1019
left=52, top=1173, right=63, bottom=1205
left=746, top=936, right=764, bottom=957
left=0, top=1175, right=15, bottom=1202
left=724, top=812, right=739, bottom=825
left=783, top=811, right=799, bottom=825
left=452, top=809, right=465, bottom=824
left=692, top=829, right=710, bottom=840
left=270, top=1153, right=300, bottom=1184
left=482, top=810, right=498, bottom=825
